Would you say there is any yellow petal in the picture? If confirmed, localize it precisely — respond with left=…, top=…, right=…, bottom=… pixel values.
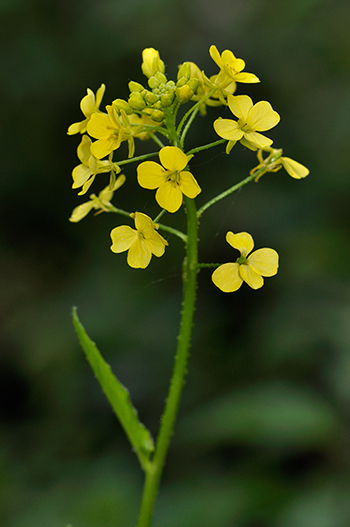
left=281, top=157, right=309, bottom=179
left=247, top=248, right=279, bottom=277
left=247, top=101, right=280, bottom=131
left=145, top=232, right=168, bottom=257
left=95, top=84, right=106, bottom=108
left=134, top=212, right=155, bottom=238
left=227, top=94, right=253, bottom=121
left=78, top=175, right=95, bottom=195
left=72, top=164, right=93, bottom=188
left=156, top=181, right=183, bottom=213
left=67, top=119, right=88, bottom=135
left=212, top=263, right=242, bottom=292
left=233, top=72, right=260, bottom=83
left=137, top=161, right=167, bottom=189
left=90, top=138, right=120, bottom=159
left=221, top=50, right=245, bottom=73
left=69, top=201, right=95, bottom=223
left=179, top=171, right=201, bottom=199
left=110, top=225, right=137, bottom=252
left=127, top=239, right=152, bottom=268
left=239, top=264, right=264, bottom=289
left=241, top=132, right=273, bottom=150
left=77, top=135, right=92, bottom=164
left=87, top=113, right=112, bottom=140
left=209, top=45, right=222, bottom=69
left=214, top=118, right=243, bottom=141
left=80, top=89, right=96, bottom=117
left=226, top=232, right=254, bottom=256
left=159, top=146, right=188, bottom=172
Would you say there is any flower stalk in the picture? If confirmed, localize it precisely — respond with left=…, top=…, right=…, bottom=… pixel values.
left=67, top=45, right=309, bottom=527
left=136, top=196, right=198, bottom=527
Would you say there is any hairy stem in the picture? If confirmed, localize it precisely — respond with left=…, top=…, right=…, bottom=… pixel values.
left=136, top=196, right=198, bottom=527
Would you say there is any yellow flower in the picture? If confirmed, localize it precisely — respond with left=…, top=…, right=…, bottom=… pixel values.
left=110, top=212, right=168, bottom=269
left=141, top=48, right=165, bottom=78
left=212, top=232, right=279, bottom=292
left=69, top=175, right=126, bottom=223
left=72, top=135, right=120, bottom=195
left=67, top=84, right=105, bottom=135
left=87, top=106, right=139, bottom=159
left=137, top=146, right=201, bottom=213
left=251, top=147, right=309, bottom=180
left=209, top=45, right=260, bottom=89
left=214, top=94, right=280, bottom=153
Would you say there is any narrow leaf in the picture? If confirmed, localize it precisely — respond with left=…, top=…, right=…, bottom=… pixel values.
left=72, top=307, right=154, bottom=470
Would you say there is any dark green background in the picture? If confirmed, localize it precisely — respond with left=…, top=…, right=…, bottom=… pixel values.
left=1, top=0, right=350, bottom=526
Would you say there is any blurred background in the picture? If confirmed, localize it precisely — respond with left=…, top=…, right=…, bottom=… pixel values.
left=1, top=0, right=350, bottom=526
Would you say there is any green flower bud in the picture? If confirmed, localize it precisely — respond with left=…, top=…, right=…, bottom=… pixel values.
left=176, top=77, right=188, bottom=88
left=188, top=78, right=200, bottom=92
left=148, top=76, right=160, bottom=89
left=144, top=91, right=159, bottom=105
left=177, top=62, right=191, bottom=81
left=176, top=85, right=194, bottom=104
left=128, top=93, right=146, bottom=110
left=150, top=109, right=165, bottom=122
left=112, top=98, right=133, bottom=114
left=154, top=71, right=167, bottom=84
left=160, top=92, right=174, bottom=107
left=128, top=81, right=144, bottom=93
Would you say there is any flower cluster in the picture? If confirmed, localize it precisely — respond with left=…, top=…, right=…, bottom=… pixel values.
left=68, top=46, right=309, bottom=289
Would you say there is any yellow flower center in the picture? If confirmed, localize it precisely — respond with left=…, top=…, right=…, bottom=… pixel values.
left=240, top=121, right=251, bottom=132
left=167, top=170, right=181, bottom=187
left=237, top=255, right=247, bottom=265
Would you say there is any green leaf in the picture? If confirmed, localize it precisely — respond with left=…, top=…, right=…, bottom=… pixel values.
left=72, top=307, right=154, bottom=471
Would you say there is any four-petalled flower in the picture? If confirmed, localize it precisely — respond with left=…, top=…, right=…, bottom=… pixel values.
left=212, top=232, right=279, bottom=292
left=87, top=106, right=140, bottom=159
left=137, top=146, right=201, bottom=213
left=208, top=45, right=260, bottom=90
left=110, top=212, right=168, bottom=269
left=214, top=94, right=280, bottom=153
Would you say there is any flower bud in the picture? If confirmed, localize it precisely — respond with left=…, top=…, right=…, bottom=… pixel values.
left=141, top=48, right=165, bottom=78
left=188, top=78, right=200, bottom=92
left=176, top=77, right=188, bottom=88
left=154, top=71, right=167, bottom=84
left=177, top=62, right=191, bottom=81
left=128, top=81, right=144, bottom=93
left=150, top=109, right=165, bottom=122
left=144, top=91, right=159, bottom=105
left=176, top=85, right=194, bottom=104
left=160, top=92, right=174, bottom=107
left=112, top=98, right=133, bottom=114
left=148, top=76, right=160, bottom=89
left=128, top=93, right=146, bottom=111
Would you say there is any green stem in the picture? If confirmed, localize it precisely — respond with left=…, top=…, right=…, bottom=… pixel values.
left=177, top=88, right=217, bottom=136
left=180, top=106, right=199, bottom=148
left=117, top=151, right=160, bottom=167
left=197, top=166, right=266, bottom=219
left=186, top=138, right=226, bottom=156
left=136, top=196, right=198, bottom=527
